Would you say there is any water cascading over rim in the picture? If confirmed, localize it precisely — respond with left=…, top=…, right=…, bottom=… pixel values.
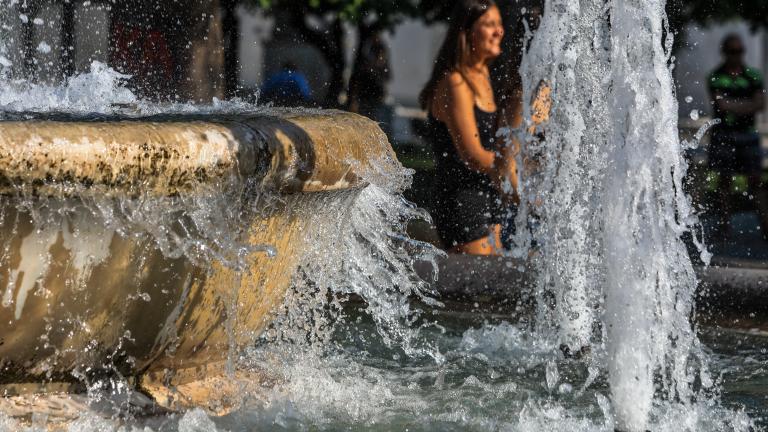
left=0, top=110, right=405, bottom=403
left=514, top=0, right=709, bottom=430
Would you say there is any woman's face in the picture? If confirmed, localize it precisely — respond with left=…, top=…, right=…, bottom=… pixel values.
left=471, top=6, right=504, bottom=61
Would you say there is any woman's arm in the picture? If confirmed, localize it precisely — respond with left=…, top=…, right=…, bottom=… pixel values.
left=442, top=73, right=497, bottom=178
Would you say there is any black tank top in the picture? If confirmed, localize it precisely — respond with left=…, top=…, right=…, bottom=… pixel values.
left=428, top=106, right=499, bottom=195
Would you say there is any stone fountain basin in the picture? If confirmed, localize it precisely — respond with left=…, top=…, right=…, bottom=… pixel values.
left=0, top=110, right=396, bottom=402
left=421, top=254, right=768, bottom=333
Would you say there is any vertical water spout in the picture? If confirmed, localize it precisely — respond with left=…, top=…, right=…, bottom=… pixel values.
left=519, top=0, right=704, bottom=430
left=517, top=0, right=611, bottom=353
left=604, top=1, right=699, bottom=430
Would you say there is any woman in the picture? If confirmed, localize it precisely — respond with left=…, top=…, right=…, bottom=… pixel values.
left=420, top=0, right=515, bottom=255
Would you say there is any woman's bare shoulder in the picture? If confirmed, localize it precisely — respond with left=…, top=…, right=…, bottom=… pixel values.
left=434, top=71, right=470, bottom=92
left=439, top=71, right=473, bottom=102
left=432, top=71, right=473, bottom=118
left=446, top=71, right=470, bottom=88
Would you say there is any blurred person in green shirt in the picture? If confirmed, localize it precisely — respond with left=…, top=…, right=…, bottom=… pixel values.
left=708, top=33, right=766, bottom=241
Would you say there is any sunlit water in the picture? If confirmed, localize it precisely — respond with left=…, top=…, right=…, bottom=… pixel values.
left=0, top=310, right=764, bottom=431
left=0, top=0, right=764, bottom=431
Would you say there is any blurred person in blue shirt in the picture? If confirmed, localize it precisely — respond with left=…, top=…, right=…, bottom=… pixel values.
left=260, top=62, right=312, bottom=107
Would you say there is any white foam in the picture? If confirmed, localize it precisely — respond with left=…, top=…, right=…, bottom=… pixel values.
left=0, top=61, right=137, bottom=113
left=35, top=41, right=50, bottom=54
left=177, top=408, right=222, bottom=432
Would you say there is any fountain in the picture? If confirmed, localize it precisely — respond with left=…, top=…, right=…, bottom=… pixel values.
left=509, top=0, right=754, bottom=430
left=0, top=0, right=764, bottom=431
left=0, top=108, right=414, bottom=406
left=512, top=0, right=707, bottom=430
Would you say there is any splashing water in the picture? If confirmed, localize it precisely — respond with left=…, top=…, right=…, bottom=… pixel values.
left=0, top=0, right=438, bottom=355
left=0, top=61, right=138, bottom=113
left=0, top=0, right=443, bottom=420
left=512, top=0, right=612, bottom=354
left=510, top=0, right=730, bottom=430
left=0, top=0, right=764, bottom=431
left=0, top=58, right=272, bottom=117
left=1, top=316, right=760, bottom=431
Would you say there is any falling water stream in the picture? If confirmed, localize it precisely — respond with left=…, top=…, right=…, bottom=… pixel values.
left=0, top=0, right=766, bottom=431
left=512, top=0, right=726, bottom=430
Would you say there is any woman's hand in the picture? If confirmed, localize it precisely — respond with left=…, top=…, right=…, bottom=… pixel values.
left=493, top=152, right=520, bottom=205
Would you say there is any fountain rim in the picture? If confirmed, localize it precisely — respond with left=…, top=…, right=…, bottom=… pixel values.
left=0, top=109, right=396, bottom=198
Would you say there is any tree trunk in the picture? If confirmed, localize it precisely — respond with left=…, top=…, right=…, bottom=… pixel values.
left=763, top=32, right=768, bottom=129
left=289, top=11, right=345, bottom=108
left=61, top=0, right=76, bottom=79
left=20, top=2, right=40, bottom=79
left=186, top=0, right=226, bottom=102
left=322, top=18, right=345, bottom=108
left=347, top=23, right=373, bottom=112
left=222, top=0, right=240, bottom=99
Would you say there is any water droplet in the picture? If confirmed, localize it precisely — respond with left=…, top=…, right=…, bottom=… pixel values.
left=689, top=109, right=700, bottom=121
left=36, top=42, right=51, bottom=54
left=684, top=96, right=693, bottom=103
left=545, top=360, right=559, bottom=390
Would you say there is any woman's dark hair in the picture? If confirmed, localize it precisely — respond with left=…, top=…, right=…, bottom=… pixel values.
left=419, top=0, right=497, bottom=110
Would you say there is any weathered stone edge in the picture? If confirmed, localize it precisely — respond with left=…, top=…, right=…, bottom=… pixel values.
left=0, top=110, right=396, bottom=197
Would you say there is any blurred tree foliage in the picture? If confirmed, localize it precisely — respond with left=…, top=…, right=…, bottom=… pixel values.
left=667, top=0, right=768, bottom=31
